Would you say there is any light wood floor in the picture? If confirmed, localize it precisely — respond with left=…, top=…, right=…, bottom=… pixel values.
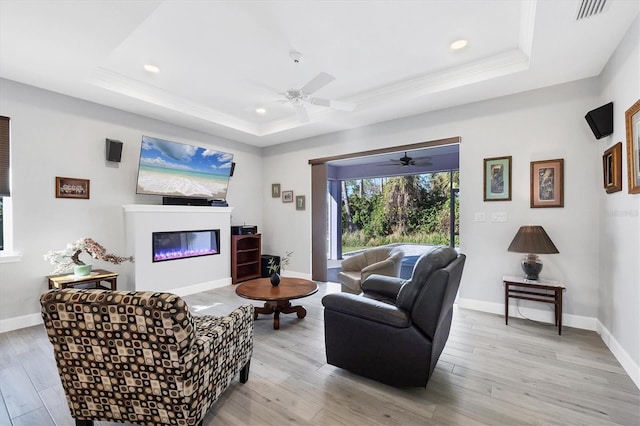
left=1, top=281, right=638, bottom=425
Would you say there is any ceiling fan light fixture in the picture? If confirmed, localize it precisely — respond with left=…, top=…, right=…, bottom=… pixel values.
left=255, top=107, right=267, bottom=115
left=289, top=50, right=304, bottom=63
left=450, top=39, right=468, bottom=51
left=143, top=64, right=160, bottom=74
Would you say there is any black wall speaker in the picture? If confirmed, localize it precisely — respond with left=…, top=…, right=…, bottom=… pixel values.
left=106, top=138, right=123, bottom=162
left=230, top=162, right=236, bottom=177
left=585, top=102, right=613, bottom=139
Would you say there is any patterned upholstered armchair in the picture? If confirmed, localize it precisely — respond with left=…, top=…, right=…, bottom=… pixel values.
left=40, top=289, right=253, bottom=426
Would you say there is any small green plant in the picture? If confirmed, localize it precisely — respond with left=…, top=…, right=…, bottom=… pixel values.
left=267, top=251, right=293, bottom=275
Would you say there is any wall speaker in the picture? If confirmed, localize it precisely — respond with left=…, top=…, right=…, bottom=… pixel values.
left=585, top=102, right=613, bottom=139
left=230, top=162, right=236, bottom=177
left=106, top=138, right=123, bottom=162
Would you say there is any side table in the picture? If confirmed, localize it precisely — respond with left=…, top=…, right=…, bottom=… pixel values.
left=503, top=275, right=565, bottom=335
left=47, top=269, right=118, bottom=290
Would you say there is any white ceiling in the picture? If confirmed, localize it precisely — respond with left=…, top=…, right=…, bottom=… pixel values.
left=1, top=0, right=637, bottom=148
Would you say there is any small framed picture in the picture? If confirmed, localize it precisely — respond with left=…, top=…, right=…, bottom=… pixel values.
left=483, top=156, right=511, bottom=201
left=282, top=190, right=293, bottom=203
left=296, top=195, right=306, bottom=211
left=530, top=159, right=564, bottom=208
left=625, top=99, right=640, bottom=194
left=271, top=183, right=281, bottom=198
left=602, top=142, right=622, bottom=193
left=55, top=177, right=90, bottom=199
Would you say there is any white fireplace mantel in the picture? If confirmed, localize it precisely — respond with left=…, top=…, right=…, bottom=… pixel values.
left=123, top=204, right=234, bottom=295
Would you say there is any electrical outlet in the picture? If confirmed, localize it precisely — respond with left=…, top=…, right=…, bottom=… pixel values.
left=474, top=212, right=486, bottom=222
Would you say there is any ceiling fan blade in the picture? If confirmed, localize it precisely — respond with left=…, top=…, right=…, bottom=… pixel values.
left=309, top=97, right=331, bottom=107
left=310, top=97, right=357, bottom=111
left=300, top=72, right=335, bottom=95
left=293, top=103, right=309, bottom=122
left=310, top=98, right=357, bottom=111
left=413, top=159, right=432, bottom=166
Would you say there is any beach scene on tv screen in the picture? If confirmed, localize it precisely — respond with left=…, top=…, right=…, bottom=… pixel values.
left=137, top=136, right=233, bottom=199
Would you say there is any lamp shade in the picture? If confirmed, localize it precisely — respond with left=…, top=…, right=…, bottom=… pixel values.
left=507, top=226, right=559, bottom=254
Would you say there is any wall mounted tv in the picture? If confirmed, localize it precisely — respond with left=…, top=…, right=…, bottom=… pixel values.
left=136, top=135, right=234, bottom=201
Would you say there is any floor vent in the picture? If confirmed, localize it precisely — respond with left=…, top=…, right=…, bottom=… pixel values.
left=576, top=0, right=609, bottom=20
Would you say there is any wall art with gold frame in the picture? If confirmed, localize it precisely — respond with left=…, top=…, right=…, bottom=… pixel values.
left=625, top=99, right=640, bottom=194
left=530, top=159, right=564, bottom=208
left=602, top=142, right=622, bottom=193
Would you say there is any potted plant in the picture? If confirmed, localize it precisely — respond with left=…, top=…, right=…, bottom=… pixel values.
left=44, top=237, right=134, bottom=276
left=267, top=251, right=292, bottom=286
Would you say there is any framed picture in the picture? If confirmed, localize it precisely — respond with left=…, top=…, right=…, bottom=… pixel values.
left=602, top=142, right=622, bottom=193
left=530, top=159, right=564, bottom=208
left=296, top=195, right=306, bottom=211
left=282, top=190, right=293, bottom=203
left=271, top=183, right=281, bottom=198
left=55, top=176, right=90, bottom=199
left=483, top=156, right=512, bottom=201
left=625, top=99, right=640, bottom=194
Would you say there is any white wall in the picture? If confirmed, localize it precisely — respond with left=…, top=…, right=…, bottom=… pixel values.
left=597, top=17, right=640, bottom=383
left=0, top=79, right=263, bottom=327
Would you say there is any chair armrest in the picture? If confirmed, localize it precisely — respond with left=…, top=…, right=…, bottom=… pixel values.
left=361, top=274, right=406, bottom=299
left=181, top=305, right=254, bottom=401
left=322, top=293, right=410, bottom=328
left=340, top=253, right=364, bottom=272
left=361, top=257, right=402, bottom=281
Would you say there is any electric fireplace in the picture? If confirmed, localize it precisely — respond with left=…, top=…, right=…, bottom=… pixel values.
left=152, top=229, right=220, bottom=262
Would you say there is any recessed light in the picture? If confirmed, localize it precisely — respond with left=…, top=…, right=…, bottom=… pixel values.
left=144, top=64, right=160, bottom=74
left=450, top=39, right=468, bottom=51
left=255, top=107, right=267, bottom=115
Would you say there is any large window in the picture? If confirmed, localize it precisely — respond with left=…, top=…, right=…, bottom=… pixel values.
left=341, top=171, right=459, bottom=253
left=0, top=116, right=11, bottom=253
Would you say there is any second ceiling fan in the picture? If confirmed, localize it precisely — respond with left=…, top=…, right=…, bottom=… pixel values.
left=383, top=152, right=432, bottom=167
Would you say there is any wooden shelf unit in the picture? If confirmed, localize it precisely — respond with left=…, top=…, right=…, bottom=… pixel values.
left=231, top=234, right=262, bottom=284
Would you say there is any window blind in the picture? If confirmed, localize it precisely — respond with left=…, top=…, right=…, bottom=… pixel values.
left=0, top=116, right=9, bottom=197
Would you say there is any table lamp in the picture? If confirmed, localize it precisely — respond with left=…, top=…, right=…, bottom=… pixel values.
left=507, top=225, right=559, bottom=280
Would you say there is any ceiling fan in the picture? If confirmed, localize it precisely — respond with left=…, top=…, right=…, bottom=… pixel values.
left=383, top=152, right=432, bottom=167
left=279, top=52, right=356, bottom=122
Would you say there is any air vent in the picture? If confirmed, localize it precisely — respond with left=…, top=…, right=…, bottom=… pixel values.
left=576, top=0, right=609, bottom=20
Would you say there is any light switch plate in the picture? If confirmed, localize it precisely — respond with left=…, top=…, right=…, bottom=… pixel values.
left=491, top=212, right=508, bottom=223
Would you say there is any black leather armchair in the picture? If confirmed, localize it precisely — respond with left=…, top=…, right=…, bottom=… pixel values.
left=322, top=246, right=465, bottom=387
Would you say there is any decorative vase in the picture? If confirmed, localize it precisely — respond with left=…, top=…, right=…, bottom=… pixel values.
left=73, top=264, right=92, bottom=276
left=269, top=272, right=280, bottom=286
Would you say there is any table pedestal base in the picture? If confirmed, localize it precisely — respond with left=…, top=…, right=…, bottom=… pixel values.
left=254, top=300, right=307, bottom=330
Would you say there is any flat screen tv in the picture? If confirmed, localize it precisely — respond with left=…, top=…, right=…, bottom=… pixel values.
left=136, top=135, right=234, bottom=200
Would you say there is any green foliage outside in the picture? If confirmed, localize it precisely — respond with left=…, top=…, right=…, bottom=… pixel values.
left=341, top=172, right=459, bottom=253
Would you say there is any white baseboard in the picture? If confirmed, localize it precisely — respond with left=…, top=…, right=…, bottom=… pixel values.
left=597, top=320, right=640, bottom=389
left=458, top=297, right=639, bottom=390
left=457, top=297, right=597, bottom=330
left=0, top=312, right=43, bottom=333
left=170, top=277, right=231, bottom=297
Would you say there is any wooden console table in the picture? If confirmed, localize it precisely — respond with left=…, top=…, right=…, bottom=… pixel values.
left=503, top=275, right=565, bottom=335
left=47, top=269, right=118, bottom=290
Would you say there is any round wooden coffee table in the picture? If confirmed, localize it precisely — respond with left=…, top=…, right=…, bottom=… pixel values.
left=235, top=277, right=318, bottom=330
